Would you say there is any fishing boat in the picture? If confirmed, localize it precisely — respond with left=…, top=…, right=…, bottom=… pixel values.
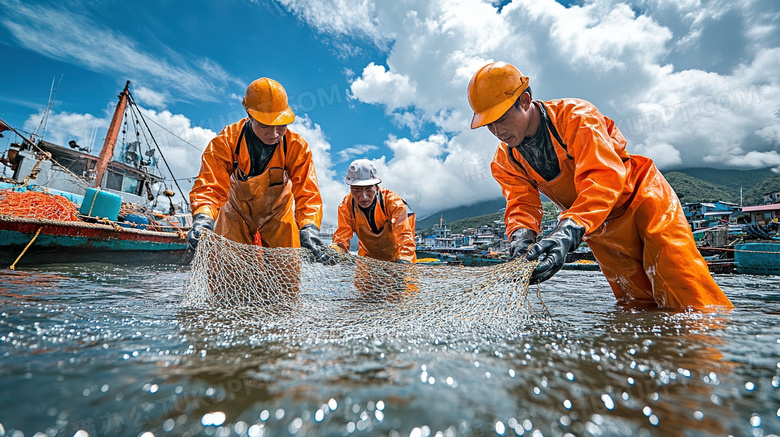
left=415, top=250, right=461, bottom=264
left=734, top=240, right=780, bottom=275
left=0, top=81, right=192, bottom=267
left=457, top=252, right=508, bottom=267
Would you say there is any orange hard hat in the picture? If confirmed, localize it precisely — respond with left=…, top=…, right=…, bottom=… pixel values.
left=243, top=78, right=295, bottom=126
left=467, top=62, right=529, bottom=129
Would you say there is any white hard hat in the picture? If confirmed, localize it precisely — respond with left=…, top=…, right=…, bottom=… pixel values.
left=345, top=159, right=382, bottom=186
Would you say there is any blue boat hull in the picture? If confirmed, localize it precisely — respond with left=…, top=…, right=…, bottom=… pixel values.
left=735, top=242, right=780, bottom=275
left=1, top=215, right=192, bottom=267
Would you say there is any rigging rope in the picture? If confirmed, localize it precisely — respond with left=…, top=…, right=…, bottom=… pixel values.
left=127, top=92, right=190, bottom=208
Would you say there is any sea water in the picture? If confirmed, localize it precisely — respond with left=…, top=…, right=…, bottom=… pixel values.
left=0, top=264, right=778, bottom=436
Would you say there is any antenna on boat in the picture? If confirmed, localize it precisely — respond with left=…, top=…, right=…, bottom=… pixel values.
left=87, top=124, right=99, bottom=154
left=125, top=90, right=190, bottom=210
left=32, top=75, right=63, bottom=144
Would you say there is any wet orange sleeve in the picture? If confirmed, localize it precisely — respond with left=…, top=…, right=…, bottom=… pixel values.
left=490, top=145, right=544, bottom=236
left=552, top=100, right=627, bottom=233
left=384, top=190, right=416, bottom=262
left=189, top=122, right=243, bottom=220
left=285, top=132, right=324, bottom=229
left=333, top=195, right=355, bottom=253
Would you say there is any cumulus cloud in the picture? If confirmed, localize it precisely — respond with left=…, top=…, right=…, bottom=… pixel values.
left=289, top=116, right=349, bottom=227
left=338, top=144, right=379, bottom=162
left=22, top=110, right=106, bottom=154
left=349, top=63, right=417, bottom=111
left=133, top=86, right=169, bottom=109
left=270, top=0, right=390, bottom=55
left=21, top=103, right=216, bottom=207
left=276, top=0, right=780, bottom=217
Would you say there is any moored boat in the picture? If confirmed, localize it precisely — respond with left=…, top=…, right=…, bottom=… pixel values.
left=0, top=81, right=192, bottom=267
left=457, top=252, right=507, bottom=267
left=0, top=215, right=190, bottom=266
left=734, top=242, right=780, bottom=275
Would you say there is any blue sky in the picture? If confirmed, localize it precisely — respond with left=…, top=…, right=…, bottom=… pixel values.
left=1, top=0, right=779, bottom=225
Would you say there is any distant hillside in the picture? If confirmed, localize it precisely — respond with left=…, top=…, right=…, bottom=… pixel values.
left=742, top=173, right=780, bottom=206
left=663, top=172, right=735, bottom=203
left=440, top=202, right=560, bottom=234
left=663, top=167, right=774, bottom=198
left=445, top=211, right=505, bottom=234
left=416, top=197, right=506, bottom=230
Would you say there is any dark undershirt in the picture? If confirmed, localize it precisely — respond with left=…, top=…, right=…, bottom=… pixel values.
left=357, top=190, right=382, bottom=234
left=243, top=122, right=279, bottom=177
left=514, top=103, right=561, bottom=181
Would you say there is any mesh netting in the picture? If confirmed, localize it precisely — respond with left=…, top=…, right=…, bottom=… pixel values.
left=184, top=230, right=547, bottom=341
left=0, top=188, right=79, bottom=221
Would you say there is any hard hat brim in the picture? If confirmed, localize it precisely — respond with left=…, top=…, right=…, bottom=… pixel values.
left=246, top=107, right=295, bottom=126
left=470, top=95, right=517, bottom=129
left=346, top=177, right=381, bottom=186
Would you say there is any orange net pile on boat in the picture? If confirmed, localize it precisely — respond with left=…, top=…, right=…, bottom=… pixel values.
left=0, top=188, right=79, bottom=221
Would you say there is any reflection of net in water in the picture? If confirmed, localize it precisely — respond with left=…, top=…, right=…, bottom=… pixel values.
left=184, top=231, right=545, bottom=340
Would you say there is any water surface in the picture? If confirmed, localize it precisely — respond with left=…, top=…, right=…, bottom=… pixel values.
left=1, top=263, right=778, bottom=436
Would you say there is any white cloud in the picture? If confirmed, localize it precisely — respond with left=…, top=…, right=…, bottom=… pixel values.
left=23, top=110, right=106, bottom=154
left=275, top=0, right=780, bottom=216
left=0, top=1, right=240, bottom=103
left=630, top=141, right=682, bottom=168
left=338, top=144, right=379, bottom=162
left=349, top=63, right=417, bottom=111
left=270, top=0, right=390, bottom=55
left=133, top=86, right=168, bottom=109
left=289, top=116, right=349, bottom=226
left=717, top=150, right=780, bottom=169
left=22, top=102, right=216, bottom=207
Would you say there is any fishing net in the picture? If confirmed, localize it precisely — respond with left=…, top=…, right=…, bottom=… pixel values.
left=184, top=230, right=547, bottom=341
left=0, top=188, right=79, bottom=221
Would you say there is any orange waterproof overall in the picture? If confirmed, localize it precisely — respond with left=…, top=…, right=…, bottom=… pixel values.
left=213, top=134, right=298, bottom=246
left=492, top=99, right=732, bottom=309
left=333, top=188, right=417, bottom=300
left=190, top=118, right=323, bottom=247
left=333, top=188, right=416, bottom=262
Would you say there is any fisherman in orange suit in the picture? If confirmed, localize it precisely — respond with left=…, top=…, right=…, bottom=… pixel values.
left=332, top=159, right=416, bottom=263
left=467, top=62, right=732, bottom=310
left=187, top=78, right=328, bottom=262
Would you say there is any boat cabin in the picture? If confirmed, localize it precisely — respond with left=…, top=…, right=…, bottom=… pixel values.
left=11, top=139, right=165, bottom=205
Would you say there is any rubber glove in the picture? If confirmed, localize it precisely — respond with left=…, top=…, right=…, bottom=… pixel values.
left=187, top=213, right=215, bottom=250
left=299, top=224, right=330, bottom=263
left=508, top=228, right=537, bottom=259
left=526, top=218, right=585, bottom=284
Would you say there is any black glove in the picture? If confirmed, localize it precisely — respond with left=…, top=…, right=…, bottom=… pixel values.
left=299, top=224, right=329, bottom=263
left=509, top=228, right=537, bottom=259
left=526, top=218, right=585, bottom=284
left=187, top=213, right=215, bottom=250
left=394, top=259, right=412, bottom=265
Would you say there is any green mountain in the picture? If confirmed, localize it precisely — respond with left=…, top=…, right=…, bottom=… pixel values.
left=664, top=167, right=774, bottom=198
left=444, top=211, right=505, bottom=234
left=742, top=173, right=780, bottom=206
left=419, top=167, right=779, bottom=233
left=416, top=197, right=506, bottom=231
left=662, top=172, right=734, bottom=203
left=440, top=202, right=560, bottom=234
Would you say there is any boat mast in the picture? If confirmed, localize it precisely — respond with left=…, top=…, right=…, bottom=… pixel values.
left=93, top=81, right=130, bottom=188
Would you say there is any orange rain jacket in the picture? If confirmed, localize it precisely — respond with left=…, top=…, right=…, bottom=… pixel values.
left=333, top=187, right=417, bottom=262
left=190, top=118, right=323, bottom=247
left=491, top=99, right=732, bottom=309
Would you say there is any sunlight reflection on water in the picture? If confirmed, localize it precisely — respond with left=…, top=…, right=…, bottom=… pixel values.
left=0, top=265, right=778, bottom=436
